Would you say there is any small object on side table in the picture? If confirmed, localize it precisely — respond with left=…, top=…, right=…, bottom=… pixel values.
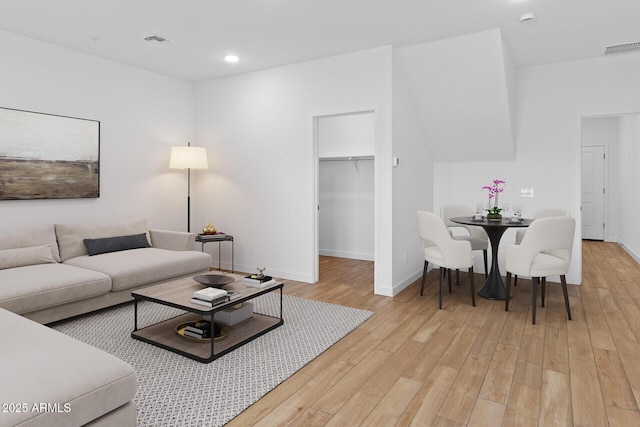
left=202, top=221, right=217, bottom=235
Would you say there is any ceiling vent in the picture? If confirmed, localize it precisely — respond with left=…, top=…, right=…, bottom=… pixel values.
left=144, top=34, right=169, bottom=44
left=604, top=41, right=640, bottom=56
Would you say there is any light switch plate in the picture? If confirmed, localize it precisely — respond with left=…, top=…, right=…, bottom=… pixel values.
left=520, top=188, right=534, bottom=198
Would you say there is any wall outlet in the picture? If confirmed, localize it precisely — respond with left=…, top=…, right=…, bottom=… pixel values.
left=520, top=188, right=534, bottom=198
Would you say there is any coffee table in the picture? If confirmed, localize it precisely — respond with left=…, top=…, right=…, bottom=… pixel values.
left=131, top=273, right=283, bottom=363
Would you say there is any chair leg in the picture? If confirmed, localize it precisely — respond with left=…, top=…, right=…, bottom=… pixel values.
left=561, top=275, right=572, bottom=320
left=483, top=249, right=488, bottom=278
left=541, top=277, right=546, bottom=307
left=456, top=269, right=460, bottom=286
left=514, top=275, right=518, bottom=287
left=448, top=269, right=452, bottom=293
left=505, top=272, right=512, bottom=312
left=469, top=267, right=475, bottom=307
left=439, top=267, right=445, bottom=309
left=420, top=261, right=428, bottom=296
left=531, top=277, right=539, bottom=324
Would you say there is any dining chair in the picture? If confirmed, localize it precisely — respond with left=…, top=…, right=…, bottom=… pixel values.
left=504, top=216, right=575, bottom=324
left=416, top=210, right=475, bottom=309
left=513, top=208, right=569, bottom=287
left=440, top=205, right=489, bottom=279
left=515, top=208, right=569, bottom=244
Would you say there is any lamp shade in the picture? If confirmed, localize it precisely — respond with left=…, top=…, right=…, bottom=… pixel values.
left=169, top=146, right=208, bottom=169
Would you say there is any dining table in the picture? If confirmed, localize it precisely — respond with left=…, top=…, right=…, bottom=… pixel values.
left=451, top=216, right=532, bottom=300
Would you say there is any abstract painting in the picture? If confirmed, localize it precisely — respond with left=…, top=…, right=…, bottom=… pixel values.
left=0, top=107, right=100, bottom=200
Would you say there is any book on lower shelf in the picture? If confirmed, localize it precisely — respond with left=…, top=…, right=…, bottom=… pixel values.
left=184, top=320, right=212, bottom=338
left=244, top=279, right=277, bottom=288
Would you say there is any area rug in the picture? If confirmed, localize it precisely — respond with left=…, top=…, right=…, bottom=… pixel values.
left=51, top=294, right=373, bottom=426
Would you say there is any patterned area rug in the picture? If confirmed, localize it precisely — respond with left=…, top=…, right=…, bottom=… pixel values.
left=51, top=294, right=373, bottom=426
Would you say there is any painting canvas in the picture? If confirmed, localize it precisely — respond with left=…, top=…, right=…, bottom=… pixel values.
left=0, top=107, right=100, bottom=200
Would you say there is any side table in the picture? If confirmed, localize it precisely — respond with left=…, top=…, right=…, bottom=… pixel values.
left=196, top=234, right=234, bottom=272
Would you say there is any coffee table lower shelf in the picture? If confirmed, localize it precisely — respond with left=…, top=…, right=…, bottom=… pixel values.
left=131, top=311, right=283, bottom=363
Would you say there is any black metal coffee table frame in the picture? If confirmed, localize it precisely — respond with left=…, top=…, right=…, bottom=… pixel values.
left=131, top=275, right=283, bottom=363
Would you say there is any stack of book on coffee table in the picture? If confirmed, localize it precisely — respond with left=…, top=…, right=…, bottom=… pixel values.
left=243, top=274, right=277, bottom=288
left=191, top=287, right=240, bottom=307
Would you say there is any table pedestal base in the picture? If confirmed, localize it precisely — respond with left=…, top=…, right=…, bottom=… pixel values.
left=477, top=267, right=512, bottom=300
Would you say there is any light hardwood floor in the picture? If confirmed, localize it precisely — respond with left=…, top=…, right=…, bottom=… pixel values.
left=227, top=241, right=640, bottom=426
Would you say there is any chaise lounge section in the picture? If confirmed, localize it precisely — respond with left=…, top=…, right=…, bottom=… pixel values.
left=0, top=218, right=213, bottom=426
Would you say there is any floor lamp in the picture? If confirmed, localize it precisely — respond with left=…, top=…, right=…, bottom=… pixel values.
left=169, top=142, right=208, bottom=232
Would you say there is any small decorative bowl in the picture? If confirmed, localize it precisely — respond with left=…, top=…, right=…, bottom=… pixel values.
left=193, top=274, right=235, bottom=288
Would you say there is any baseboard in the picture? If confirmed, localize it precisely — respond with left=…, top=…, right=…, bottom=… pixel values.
left=318, top=249, right=374, bottom=261
left=391, top=270, right=423, bottom=296
left=619, top=242, right=640, bottom=264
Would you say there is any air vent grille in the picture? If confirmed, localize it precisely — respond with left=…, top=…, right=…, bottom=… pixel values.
left=144, top=34, right=169, bottom=44
left=604, top=41, right=640, bottom=56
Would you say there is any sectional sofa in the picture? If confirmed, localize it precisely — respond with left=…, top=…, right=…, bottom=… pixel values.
left=0, top=218, right=212, bottom=426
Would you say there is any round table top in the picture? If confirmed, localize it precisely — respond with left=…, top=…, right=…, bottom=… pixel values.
left=450, top=216, right=532, bottom=228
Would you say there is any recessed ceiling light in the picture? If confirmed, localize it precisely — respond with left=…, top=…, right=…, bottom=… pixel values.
left=224, top=55, right=239, bottom=63
left=520, top=13, right=536, bottom=23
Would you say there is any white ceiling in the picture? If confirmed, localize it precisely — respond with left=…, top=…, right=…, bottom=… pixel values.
left=0, top=0, right=639, bottom=82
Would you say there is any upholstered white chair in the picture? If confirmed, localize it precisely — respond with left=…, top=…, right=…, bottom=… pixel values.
left=504, top=216, right=575, bottom=324
left=417, top=211, right=476, bottom=309
left=513, top=208, right=569, bottom=287
left=440, top=205, right=489, bottom=278
left=515, top=208, right=570, bottom=244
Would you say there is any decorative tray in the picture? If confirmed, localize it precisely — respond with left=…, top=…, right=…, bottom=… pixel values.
left=193, top=274, right=235, bottom=287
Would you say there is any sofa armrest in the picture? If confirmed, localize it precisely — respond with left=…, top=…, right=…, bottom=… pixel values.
left=149, top=229, right=197, bottom=251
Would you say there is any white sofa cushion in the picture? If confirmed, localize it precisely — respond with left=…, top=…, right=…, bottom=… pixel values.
left=0, top=308, right=136, bottom=427
left=55, top=218, right=150, bottom=262
left=0, top=224, right=61, bottom=262
left=0, top=245, right=56, bottom=270
left=0, top=264, right=111, bottom=314
left=64, top=247, right=212, bottom=291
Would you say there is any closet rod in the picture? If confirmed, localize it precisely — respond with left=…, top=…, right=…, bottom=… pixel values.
left=319, top=155, right=374, bottom=161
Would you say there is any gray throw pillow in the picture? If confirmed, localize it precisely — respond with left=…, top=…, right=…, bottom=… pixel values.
left=83, top=233, right=151, bottom=256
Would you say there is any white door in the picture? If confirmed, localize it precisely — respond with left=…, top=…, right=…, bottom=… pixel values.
left=581, top=145, right=605, bottom=240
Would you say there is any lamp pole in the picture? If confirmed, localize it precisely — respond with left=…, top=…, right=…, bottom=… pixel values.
left=187, top=142, right=191, bottom=232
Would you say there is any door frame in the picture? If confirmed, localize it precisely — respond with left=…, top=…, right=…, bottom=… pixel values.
left=579, top=110, right=640, bottom=245
left=580, top=144, right=607, bottom=241
left=311, top=107, right=379, bottom=285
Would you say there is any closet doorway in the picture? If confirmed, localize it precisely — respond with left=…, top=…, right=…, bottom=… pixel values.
left=313, top=110, right=376, bottom=285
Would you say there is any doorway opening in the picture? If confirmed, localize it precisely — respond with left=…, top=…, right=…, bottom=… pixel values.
left=312, top=109, right=376, bottom=289
left=580, top=113, right=640, bottom=262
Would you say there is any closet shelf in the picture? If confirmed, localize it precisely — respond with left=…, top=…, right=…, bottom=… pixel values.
left=319, top=155, right=374, bottom=161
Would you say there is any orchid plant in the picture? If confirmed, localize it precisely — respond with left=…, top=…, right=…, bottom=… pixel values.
left=482, top=179, right=506, bottom=215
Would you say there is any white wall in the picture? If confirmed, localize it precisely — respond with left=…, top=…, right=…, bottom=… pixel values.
left=618, top=114, right=640, bottom=261
left=319, top=159, right=374, bottom=260
left=0, top=30, right=195, bottom=231
left=391, top=47, right=434, bottom=294
left=317, top=113, right=375, bottom=158
left=393, top=29, right=515, bottom=162
left=433, top=53, right=640, bottom=285
left=194, top=47, right=393, bottom=292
